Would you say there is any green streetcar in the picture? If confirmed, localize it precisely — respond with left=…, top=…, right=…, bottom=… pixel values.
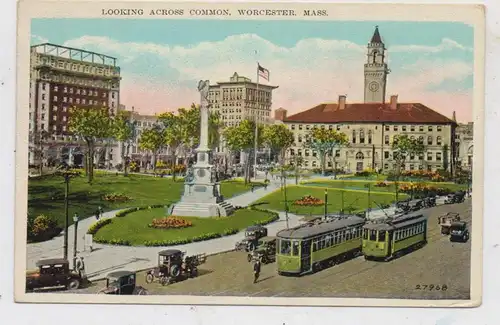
left=362, top=212, right=428, bottom=261
left=276, top=216, right=366, bottom=276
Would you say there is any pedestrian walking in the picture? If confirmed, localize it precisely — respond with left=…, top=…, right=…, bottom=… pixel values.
left=253, top=259, right=261, bottom=284
left=251, top=185, right=254, bottom=192
left=75, top=256, right=87, bottom=280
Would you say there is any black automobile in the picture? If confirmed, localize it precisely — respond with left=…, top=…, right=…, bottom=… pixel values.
left=423, top=195, right=436, bottom=208
left=445, top=191, right=466, bottom=204
left=449, top=221, right=470, bottom=243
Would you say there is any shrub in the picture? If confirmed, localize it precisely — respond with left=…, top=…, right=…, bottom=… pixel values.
left=93, top=237, right=131, bottom=246
left=103, top=193, right=132, bottom=202
left=28, top=214, right=61, bottom=241
left=129, top=161, right=140, bottom=172
left=293, top=195, right=324, bottom=206
left=374, top=181, right=389, bottom=187
left=87, top=218, right=113, bottom=235
left=148, top=216, right=193, bottom=229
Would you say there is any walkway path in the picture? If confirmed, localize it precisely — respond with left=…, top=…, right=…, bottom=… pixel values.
left=26, top=178, right=302, bottom=280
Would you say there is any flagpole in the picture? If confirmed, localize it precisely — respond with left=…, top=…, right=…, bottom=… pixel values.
left=253, top=62, right=259, bottom=181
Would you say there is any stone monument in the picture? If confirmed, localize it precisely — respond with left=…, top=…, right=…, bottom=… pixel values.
left=170, top=80, right=235, bottom=217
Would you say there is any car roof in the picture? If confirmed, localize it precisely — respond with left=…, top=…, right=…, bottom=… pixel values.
left=246, top=225, right=266, bottom=231
left=277, top=216, right=366, bottom=239
left=451, top=221, right=466, bottom=227
left=36, top=258, right=69, bottom=267
left=158, top=249, right=182, bottom=256
left=107, top=270, right=135, bottom=278
left=259, top=236, right=276, bottom=242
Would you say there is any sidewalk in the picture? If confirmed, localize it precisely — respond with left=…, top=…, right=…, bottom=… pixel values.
left=26, top=179, right=297, bottom=280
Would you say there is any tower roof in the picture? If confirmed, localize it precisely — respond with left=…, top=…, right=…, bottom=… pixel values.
left=370, top=26, right=383, bottom=44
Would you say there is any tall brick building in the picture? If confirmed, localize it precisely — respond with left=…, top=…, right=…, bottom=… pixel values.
left=29, top=43, right=122, bottom=166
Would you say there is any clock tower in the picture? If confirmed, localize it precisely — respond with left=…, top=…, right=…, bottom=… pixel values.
left=364, top=26, right=390, bottom=103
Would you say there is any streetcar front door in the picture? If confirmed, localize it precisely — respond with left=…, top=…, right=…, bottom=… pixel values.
left=387, top=231, right=394, bottom=256
left=300, top=240, right=312, bottom=273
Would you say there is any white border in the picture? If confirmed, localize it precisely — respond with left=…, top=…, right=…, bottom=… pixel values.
left=2, top=0, right=499, bottom=323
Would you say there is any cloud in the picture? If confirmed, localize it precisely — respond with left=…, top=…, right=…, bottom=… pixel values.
left=31, top=34, right=48, bottom=44
left=63, top=33, right=473, bottom=122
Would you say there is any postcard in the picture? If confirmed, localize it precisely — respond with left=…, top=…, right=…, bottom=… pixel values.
left=15, top=0, right=485, bottom=307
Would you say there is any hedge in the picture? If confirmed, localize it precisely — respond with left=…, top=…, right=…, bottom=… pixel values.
left=89, top=206, right=280, bottom=247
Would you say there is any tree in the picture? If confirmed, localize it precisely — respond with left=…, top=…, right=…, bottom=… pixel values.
left=158, top=112, right=186, bottom=181
left=223, top=119, right=263, bottom=184
left=113, top=110, right=136, bottom=176
left=442, top=144, right=449, bottom=171
left=138, top=124, right=165, bottom=175
left=28, top=129, right=49, bottom=175
left=391, top=134, right=425, bottom=199
left=262, top=124, right=295, bottom=165
left=68, top=107, right=114, bottom=183
left=304, top=127, right=349, bottom=176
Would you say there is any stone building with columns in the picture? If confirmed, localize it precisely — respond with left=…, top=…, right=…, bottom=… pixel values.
left=275, top=27, right=458, bottom=174
left=455, top=122, right=473, bottom=170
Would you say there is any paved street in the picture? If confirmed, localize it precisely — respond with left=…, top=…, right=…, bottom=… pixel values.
left=26, top=177, right=302, bottom=280
left=71, top=200, right=472, bottom=299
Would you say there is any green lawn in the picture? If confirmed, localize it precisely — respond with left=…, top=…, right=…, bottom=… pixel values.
left=28, top=173, right=254, bottom=226
left=94, top=207, right=275, bottom=246
left=302, top=180, right=467, bottom=193
left=252, top=185, right=407, bottom=216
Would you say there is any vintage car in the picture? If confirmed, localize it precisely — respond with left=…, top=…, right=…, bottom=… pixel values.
left=449, top=221, right=470, bottom=243
left=145, top=249, right=206, bottom=286
left=438, top=212, right=461, bottom=235
left=395, top=199, right=423, bottom=214
left=98, top=270, right=148, bottom=295
left=234, top=225, right=268, bottom=251
left=423, top=195, right=437, bottom=208
left=26, top=258, right=84, bottom=292
left=247, top=236, right=277, bottom=264
left=444, top=191, right=466, bottom=204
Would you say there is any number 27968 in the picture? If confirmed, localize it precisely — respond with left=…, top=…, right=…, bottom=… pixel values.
left=415, top=284, right=447, bottom=291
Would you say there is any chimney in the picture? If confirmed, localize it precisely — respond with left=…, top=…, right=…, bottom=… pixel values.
left=390, top=95, right=398, bottom=110
left=338, top=95, right=346, bottom=110
left=452, top=111, right=457, bottom=122
left=274, top=107, right=287, bottom=121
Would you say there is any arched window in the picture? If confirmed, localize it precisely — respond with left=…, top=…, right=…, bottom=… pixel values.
left=437, top=136, right=442, bottom=145
left=360, top=129, right=365, bottom=144
left=410, top=136, right=415, bottom=140
left=368, top=130, right=373, bottom=144
left=352, top=130, right=357, bottom=144
left=427, top=136, right=433, bottom=145
left=356, top=152, right=364, bottom=160
left=418, top=136, right=424, bottom=144
left=372, top=50, right=378, bottom=63
left=384, top=135, right=389, bottom=145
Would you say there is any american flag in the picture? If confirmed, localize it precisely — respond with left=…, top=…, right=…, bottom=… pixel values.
left=258, top=64, right=270, bottom=81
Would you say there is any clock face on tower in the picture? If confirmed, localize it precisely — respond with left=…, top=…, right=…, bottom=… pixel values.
left=369, top=81, right=380, bottom=92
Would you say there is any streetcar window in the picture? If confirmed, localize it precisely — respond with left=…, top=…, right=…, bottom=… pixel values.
left=370, top=230, right=377, bottom=241
left=312, top=242, right=318, bottom=252
left=325, top=234, right=332, bottom=247
left=280, top=240, right=291, bottom=255
left=345, top=230, right=351, bottom=241
left=378, top=231, right=386, bottom=242
left=292, top=241, right=300, bottom=256
left=363, top=229, right=368, bottom=240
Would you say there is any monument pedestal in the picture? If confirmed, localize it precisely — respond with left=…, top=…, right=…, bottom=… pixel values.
left=170, top=149, right=234, bottom=218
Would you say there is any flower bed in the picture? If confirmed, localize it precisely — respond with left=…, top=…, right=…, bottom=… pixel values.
left=374, top=181, right=389, bottom=187
left=87, top=218, right=113, bottom=235
left=293, top=195, right=324, bottom=206
left=103, top=193, right=132, bottom=202
left=398, top=183, right=454, bottom=196
left=399, top=170, right=446, bottom=182
left=148, top=216, right=193, bottom=229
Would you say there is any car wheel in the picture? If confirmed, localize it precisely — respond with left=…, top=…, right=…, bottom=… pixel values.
left=67, top=279, right=80, bottom=290
left=145, top=273, right=154, bottom=284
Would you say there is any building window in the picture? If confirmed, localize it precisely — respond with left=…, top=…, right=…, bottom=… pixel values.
left=291, top=125, right=295, bottom=130
left=41, top=104, right=45, bottom=110
left=437, top=126, right=442, bottom=132
left=427, top=136, right=433, bottom=145
left=356, top=152, right=364, bottom=160
left=298, top=125, right=302, bottom=130
left=82, top=99, right=86, bottom=104
left=289, top=149, right=295, bottom=156
left=428, top=126, right=433, bottom=132
left=41, top=113, right=45, bottom=120
left=335, top=150, right=340, bottom=157
left=427, top=153, right=433, bottom=161
left=384, top=151, right=390, bottom=159
left=352, top=130, right=356, bottom=144
left=298, top=135, right=302, bottom=143
left=54, top=85, right=58, bottom=91
left=402, top=126, right=407, bottom=131
left=41, top=94, right=46, bottom=100
left=312, top=151, right=317, bottom=157
left=298, top=149, right=302, bottom=156
left=418, top=136, right=424, bottom=144
left=410, top=153, right=415, bottom=160
left=410, top=164, right=414, bottom=170
left=419, top=165, right=423, bottom=170
left=64, top=87, right=67, bottom=93
left=385, top=125, right=389, bottom=131
left=368, top=130, right=372, bottom=144
left=42, top=83, right=46, bottom=90
left=384, top=135, right=389, bottom=145
left=419, top=126, right=424, bottom=132
left=393, top=125, right=398, bottom=131
left=312, top=161, right=317, bottom=167
left=384, top=163, right=389, bottom=169
left=437, top=136, right=442, bottom=145
left=328, top=125, right=332, bottom=130
left=359, top=130, right=365, bottom=144
left=305, top=149, right=310, bottom=157
left=53, top=95, right=57, bottom=101
left=436, top=152, right=442, bottom=161
left=337, top=125, right=341, bottom=131
left=69, top=98, right=73, bottom=103
left=69, top=87, right=73, bottom=94
left=306, top=125, right=310, bottom=130
left=411, top=125, right=415, bottom=132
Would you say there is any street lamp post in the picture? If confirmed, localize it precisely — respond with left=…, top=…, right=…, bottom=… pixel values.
left=63, top=172, right=70, bottom=260
left=72, top=213, right=79, bottom=270
left=324, top=189, right=328, bottom=219
left=282, top=168, right=290, bottom=229
left=365, top=183, right=371, bottom=218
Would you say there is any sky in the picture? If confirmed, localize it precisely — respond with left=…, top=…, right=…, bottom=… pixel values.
left=30, top=19, right=474, bottom=122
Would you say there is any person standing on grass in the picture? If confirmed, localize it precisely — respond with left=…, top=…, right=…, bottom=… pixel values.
left=253, top=258, right=261, bottom=284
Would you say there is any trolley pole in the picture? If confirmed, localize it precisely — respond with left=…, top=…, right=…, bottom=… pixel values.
left=283, top=169, right=289, bottom=229
left=63, top=174, right=69, bottom=260
left=341, top=180, right=345, bottom=215
left=324, top=189, right=328, bottom=219
left=367, top=184, right=371, bottom=218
